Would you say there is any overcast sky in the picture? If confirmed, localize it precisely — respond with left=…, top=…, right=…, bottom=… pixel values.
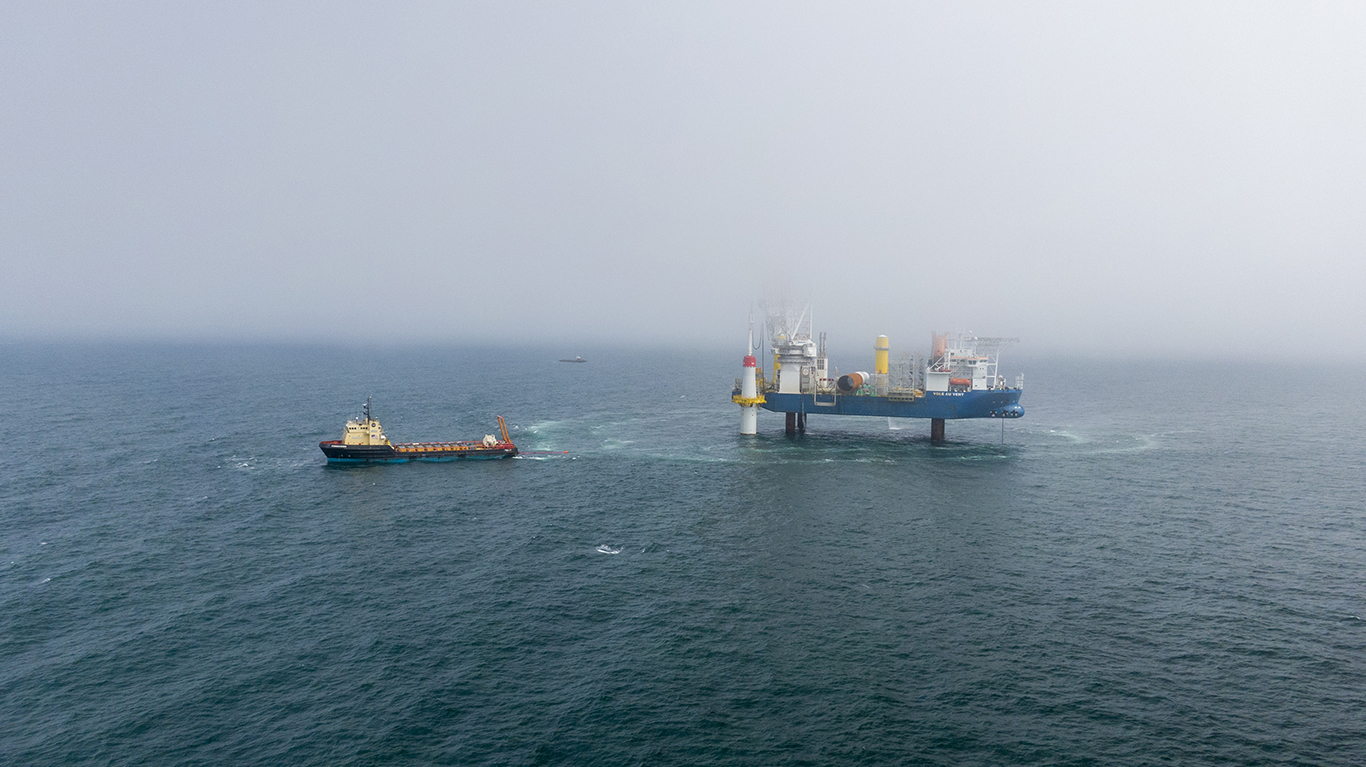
left=3, top=2, right=1363, bottom=356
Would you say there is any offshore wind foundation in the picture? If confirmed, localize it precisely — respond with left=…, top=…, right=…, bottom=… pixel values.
left=731, top=304, right=1024, bottom=440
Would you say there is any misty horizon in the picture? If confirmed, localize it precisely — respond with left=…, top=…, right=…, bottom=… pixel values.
left=4, top=2, right=1364, bottom=358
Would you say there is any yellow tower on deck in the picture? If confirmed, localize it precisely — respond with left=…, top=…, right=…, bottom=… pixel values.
left=874, top=335, right=889, bottom=376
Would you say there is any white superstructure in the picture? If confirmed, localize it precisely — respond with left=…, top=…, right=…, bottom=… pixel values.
left=926, top=333, right=1020, bottom=392
left=342, top=398, right=390, bottom=446
left=766, top=302, right=818, bottom=395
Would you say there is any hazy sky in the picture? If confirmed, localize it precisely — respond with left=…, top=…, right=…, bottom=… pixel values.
left=3, top=2, right=1363, bottom=356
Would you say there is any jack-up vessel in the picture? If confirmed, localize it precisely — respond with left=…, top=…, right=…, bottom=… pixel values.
left=733, top=303, right=1024, bottom=440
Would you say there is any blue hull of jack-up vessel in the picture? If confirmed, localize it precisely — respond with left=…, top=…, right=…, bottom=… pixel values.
left=759, top=389, right=1024, bottom=420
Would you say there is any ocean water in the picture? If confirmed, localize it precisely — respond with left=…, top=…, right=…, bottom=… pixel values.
left=3, top=343, right=1364, bottom=766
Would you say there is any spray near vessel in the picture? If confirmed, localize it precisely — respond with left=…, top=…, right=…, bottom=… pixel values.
left=319, top=398, right=518, bottom=463
left=731, top=304, right=1024, bottom=440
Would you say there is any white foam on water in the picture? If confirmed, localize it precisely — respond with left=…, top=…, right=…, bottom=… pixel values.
left=596, top=545, right=621, bottom=554
left=1087, top=434, right=1161, bottom=454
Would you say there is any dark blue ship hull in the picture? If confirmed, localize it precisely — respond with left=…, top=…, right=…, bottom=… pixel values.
left=318, top=441, right=518, bottom=463
left=759, top=389, right=1023, bottom=419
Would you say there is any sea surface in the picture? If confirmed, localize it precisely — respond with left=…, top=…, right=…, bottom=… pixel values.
left=3, top=343, right=1364, bottom=766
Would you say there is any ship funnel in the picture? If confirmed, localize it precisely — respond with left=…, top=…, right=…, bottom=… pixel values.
left=836, top=372, right=869, bottom=393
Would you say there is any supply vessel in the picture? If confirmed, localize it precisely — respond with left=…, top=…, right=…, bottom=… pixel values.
left=319, top=398, right=518, bottom=463
left=731, top=304, right=1024, bottom=440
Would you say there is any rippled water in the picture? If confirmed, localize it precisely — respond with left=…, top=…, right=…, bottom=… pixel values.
left=3, top=343, right=1364, bottom=765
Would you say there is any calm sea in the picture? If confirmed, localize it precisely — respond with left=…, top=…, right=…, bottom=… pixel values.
left=3, top=343, right=1364, bottom=765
